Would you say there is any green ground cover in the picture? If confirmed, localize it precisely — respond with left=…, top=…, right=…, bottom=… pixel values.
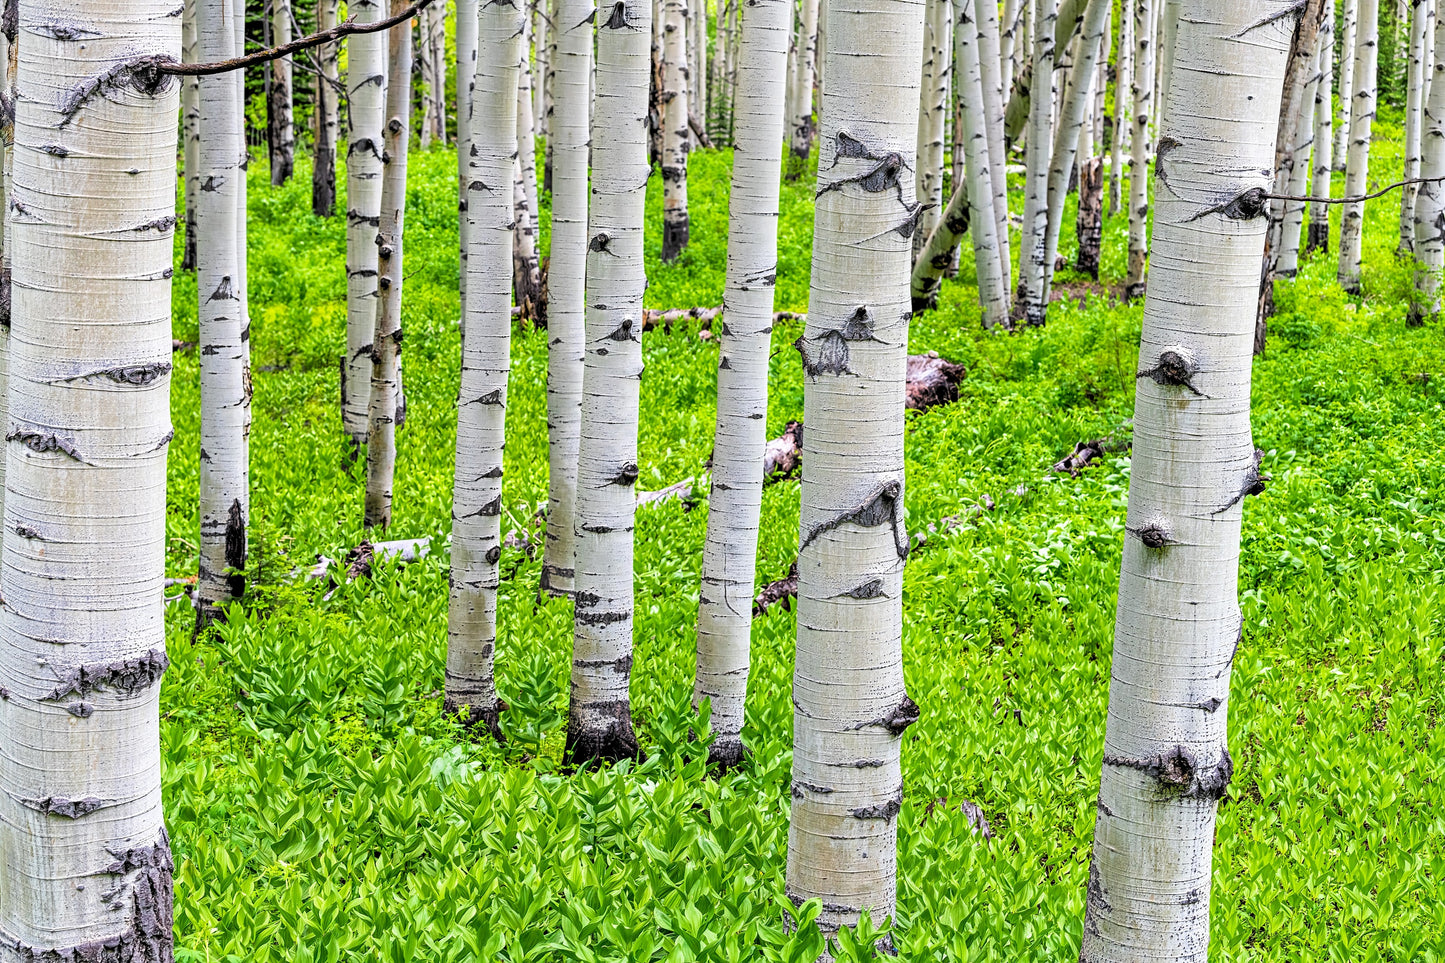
left=162, top=111, right=1445, bottom=960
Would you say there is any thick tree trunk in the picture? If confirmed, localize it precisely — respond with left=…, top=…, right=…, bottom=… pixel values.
left=693, top=0, right=789, bottom=772
left=661, top=0, right=691, bottom=261
left=515, top=21, right=545, bottom=324
left=1017, top=0, right=1057, bottom=324
left=312, top=0, right=340, bottom=217
left=1306, top=4, right=1334, bottom=255
left=182, top=0, right=201, bottom=270
left=1123, top=0, right=1153, bottom=299
left=343, top=0, right=387, bottom=452
left=914, top=0, right=951, bottom=262
left=1107, top=0, right=1132, bottom=216
left=196, top=0, right=251, bottom=630
left=1400, top=0, right=1431, bottom=254
left=566, top=0, right=652, bottom=768
left=364, top=0, right=413, bottom=530
left=787, top=0, right=820, bottom=178
left=0, top=1, right=179, bottom=953
left=269, top=0, right=295, bottom=185
left=1339, top=0, right=1378, bottom=293
left=456, top=0, right=478, bottom=308
left=1335, top=0, right=1358, bottom=169
left=1078, top=2, right=1292, bottom=956
left=1412, top=6, right=1445, bottom=322
left=541, top=0, right=593, bottom=598
left=784, top=0, right=923, bottom=944
left=0, top=8, right=14, bottom=537
left=447, top=0, right=524, bottom=741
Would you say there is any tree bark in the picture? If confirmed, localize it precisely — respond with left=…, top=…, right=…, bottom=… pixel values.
left=1277, top=14, right=1325, bottom=280
left=787, top=0, right=820, bottom=178
left=1107, top=0, right=1132, bottom=216
left=1017, top=0, right=1057, bottom=324
left=182, top=0, right=201, bottom=270
left=1412, top=5, right=1445, bottom=322
left=0, top=2, right=179, bottom=954
left=914, top=0, right=951, bottom=262
left=1306, top=3, right=1334, bottom=255
left=976, top=0, right=1011, bottom=299
left=565, top=0, right=652, bottom=768
left=1335, top=0, right=1358, bottom=169
left=311, top=0, right=339, bottom=217
left=456, top=0, right=478, bottom=309
left=1075, top=154, right=1103, bottom=277
left=343, top=0, right=387, bottom=453
left=1400, top=0, right=1432, bottom=254
left=693, top=0, right=790, bottom=773
left=1123, top=0, right=1153, bottom=300
left=541, top=0, right=593, bottom=598
left=515, top=17, right=545, bottom=324
left=783, top=0, right=923, bottom=944
left=419, top=2, right=438, bottom=147
left=661, top=0, right=691, bottom=261
left=1078, top=2, right=1292, bottom=956
left=534, top=0, right=550, bottom=140
left=269, top=0, right=295, bottom=185
left=364, top=0, right=413, bottom=530
left=1339, top=0, right=1378, bottom=293
left=0, top=6, right=14, bottom=538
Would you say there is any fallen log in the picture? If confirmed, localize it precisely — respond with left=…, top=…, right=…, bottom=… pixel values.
left=761, top=420, right=803, bottom=482
left=753, top=562, right=799, bottom=617
left=906, top=353, right=967, bottom=412
left=1051, top=438, right=1130, bottom=477
left=310, top=537, right=433, bottom=599
left=636, top=478, right=696, bottom=509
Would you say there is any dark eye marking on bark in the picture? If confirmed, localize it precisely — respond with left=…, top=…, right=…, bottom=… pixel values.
left=467, top=388, right=504, bottom=407
left=573, top=654, right=634, bottom=672
left=207, top=276, right=236, bottom=303
left=199, top=174, right=225, bottom=193
left=1212, top=448, right=1269, bottom=514
left=604, top=317, right=636, bottom=341
left=799, top=478, right=909, bottom=560
left=609, top=462, right=640, bottom=486
left=850, top=788, right=903, bottom=820
left=1230, top=0, right=1309, bottom=37
left=794, top=307, right=885, bottom=379
left=792, top=781, right=834, bottom=797
left=835, top=579, right=885, bottom=600
left=347, top=208, right=381, bottom=227
left=21, top=796, right=108, bottom=818
left=845, top=694, right=920, bottom=735
left=30, top=22, right=102, bottom=40
left=1102, top=745, right=1234, bottom=801
left=1136, top=349, right=1204, bottom=396
left=128, top=215, right=177, bottom=234
left=54, top=362, right=173, bottom=388
left=1126, top=522, right=1174, bottom=548
left=601, top=0, right=630, bottom=29
left=14, top=524, right=39, bottom=540
left=1190, top=697, right=1223, bottom=713
left=575, top=608, right=630, bottom=627
left=38, top=142, right=70, bottom=157
left=43, top=650, right=170, bottom=702
left=8, top=428, right=84, bottom=462
left=1186, top=186, right=1269, bottom=222
left=66, top=702, right=94, bottom=717
left=1154, top=136, right=1182, bottom=189
left=830, top=758, right=887, bottom=768
left=589, top=231, right=617, bottom=255
left=58, top=57, right=175, bottom=126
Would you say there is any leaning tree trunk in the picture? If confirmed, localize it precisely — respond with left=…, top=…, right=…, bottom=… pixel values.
left=446, top=0, right=524, bottom=741
left=1276, top=33, right=1323, bottom=279
left=456, top=0, right=478, bottom=308
left=1400, top=0, right=1430, bottom=255
left=365, top=0, right=413, bottom=530
left=540, top=0, right=593, bottom=598
left=343, top=0, right=387, bottom=453
left=182, top=0, right=201, bottom=270
left=661, top=0, right=691, bottom=261
left=0, top=1, right=179, bottom=954
left=1335, top=0, right=1358, bottom=169
left=1412, top=6, right=1445, bottom=323
left=312, top=0, right=340, bottom=217
left=784, top=0, right=924, bottom=945
left=1339, top=0, right=1378, bottom=294
left=1078, top=1, right=1292, bottom=957
left=514, top=24, right=545, bottom=326
left=914, top=0, right=951, bottom=262
left=1017, top=0, right=1057, bottom=324
left=269, top=0, right=295, bottom=185
left=787, top=0, right=820, bottom=178
left=1306, top=3, right=1334, bottom=254
left=565, top=0, right=652, bottom=768
left=1123, top=0, right=1154, bottom=300
left=693, top=0, right=790, bottom=772
left=196, top=0, right=251, bottom=630
left=1107, top=0, right=1132, bottom=216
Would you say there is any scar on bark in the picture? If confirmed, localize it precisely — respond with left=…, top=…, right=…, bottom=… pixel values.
left=1212, top=448, right=1269, bottom=514
left=845, top=694, right=920, bottom=736
left=793, top=780, right=833, bottom=797
left=1103, top=745, right=1234, bottom=801
left=44, top=649, right=169, bottom=701
left=8, top=429, right=85, bottom=462
left=1231, top=0, right=1309, bottom=37
left=818, top=129, right=909, bottom=206
left=224, top=498, right=246, bottom=601
left=850, top=788, right=903, bottom=820
left=798, top=478, right=908, bottom=560
left=55, top=362, right=172, bottom=387
left=1153, top=136, right=1181, bottom=190
left=21, top=796, right=108, bottom=818
left=1137, top=348, right=1205, bottom=396
left=1185, top=186, right=1269, bottom=223
left=58, top=56, right=173, bottom=126
left=1126, top=521, right=1174, bottom=548
left=795, top=306, right=883, bottom=378
left=564, top=699, right=643, bottom=769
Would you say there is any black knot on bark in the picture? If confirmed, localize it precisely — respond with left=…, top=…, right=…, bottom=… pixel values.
left=1128, top=522, right=1173, bottom=549
left=609, top=462, right=640, bottom=486
left=602, top=1, right=628, bottom=29
left=1137, top=349, right=1203, bottom=395
left=883, top=695, right=920, bottom=735
left=1189, top=186, right=1270, bottom=222
left=1103, top=745, right=1234, bottom=800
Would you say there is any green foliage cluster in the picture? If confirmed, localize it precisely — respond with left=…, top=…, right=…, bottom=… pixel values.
left=163, top=110, right=1445, bottom=959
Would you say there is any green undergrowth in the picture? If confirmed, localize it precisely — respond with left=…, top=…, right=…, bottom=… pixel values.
left=162, top=119, right=1445, bottom=961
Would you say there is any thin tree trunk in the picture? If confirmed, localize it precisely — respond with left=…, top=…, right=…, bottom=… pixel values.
left=693, top=0, right=790, bottom=772
left=709, top=0, right=730, bottom=142
left=1078, top=1, right=1292, bottom=956
left=1123, top=0, right=1153, bottom=299
left=419, top=2, right=437, bottom=147
left=1339, top=0, right=1378, bottom=293
left=1154, top=0, right=1179, bottom=125
left=1017, top=0, right=1056, bottom=324
left=1001, top=0, right=1021, bottom=92
left=1277, top=34, right=1324, bottom=278
left=784, top=0, right=924, bottom=944
left=535, top=0, right=550, bottom=139
left=691, top=0, right=706, bottom=131
left=312, top=0, right=339, bottom=217
left=661, top=0, right=691, bottom=261
left=1335, top=0, right=1358, bottom=169
left=447, top=0, right=524, bottom=741
left=1076, top=155, right=1103, bottom=276
left=364, top=0, right=413, bottom=530
left=196, top=0, right=250, bottom=630
left=565, top=0, right=652, bottom=768
left=915, top=0, right=951, bottom=262
left=0, top=0, right=179, bottom=952
left=1107, top=0, right=1132, bottom=216
left=0, top=7, right=13, bottom=539
left=1412, top=4, right=1445, bottom=322
left=787, top=0, right=820, bottom=178
left=343, top=0, right=387, bottom=452
left=977, top=0, right=1011, bottom=298
left=183, top=0, right=201, bottom=270
left=1401, top=0, right=1431, bottom=254
left=1307, top=3, right=1335, bottom=254
left=434, top=3, right=448, bottom=144
left=270, top=0, right=295, bottom=184
left=515, top=17, right=545, bottom=323
left=457, top=0, right=478, bottom=309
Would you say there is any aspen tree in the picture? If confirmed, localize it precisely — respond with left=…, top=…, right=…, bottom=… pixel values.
left=693, top=0, right=790, bottom=772
left=312, top=0, right=340, bottom=217
left=661, top=0, right=691, bottom=261
left=364, top=0, right=414, bottom=529
left=456, top=0, right=478, bottom=307
left=0, top=2, right=179, bottom=952
left=1335, top=0, right=1358, bottom=168
left=1079, top=1, right=1292, bottom=956
left=976, top=0, right=1011, bottom=298
left=447, top=0, right=524, bottom=740
left=784, top=0, right=924, bottom=944
left=196, top=0, right=251, bottom=629
left=566, top=0, right=652, bottom=767
left=1306, top=4, right=1334, bottom=254
left=270, top=0, right=295, bottom=184
left=343, top=0, right=387, bottom=452
left=515, top=20, right=544, bottom=323
left=1411, top=4, right=1445, bottom=322
left=787, top=0, right=821, bottom=178
left=1018, top=0, right=1056, bottom=324
left=1401, top=0, right=1432, bottom=254
left=914, top=0, right=951, bottom=261
left=1277, top=31, right=1323, bottom=278
left=1339, top=0, right=1378, bottom=293
left=1107, top=0, right=1132, bottom=216
left=183, top=0, right=201, bottom=269
left=0, top=7, right=12, bottom=533
left=541, top=0, right=594, bottom=598
left=1123, top=0, right=1153, bottom=299
left=1001, top=0, right=1021, bottom=92
left=419, top=2, right=440, bottom=146
left=534, top=0, right=550, bottom=139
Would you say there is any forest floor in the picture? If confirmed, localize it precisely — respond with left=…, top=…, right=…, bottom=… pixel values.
left=163, top=108, right=1445, bottom=961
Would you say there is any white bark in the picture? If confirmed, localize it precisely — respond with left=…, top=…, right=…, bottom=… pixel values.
left=1307, top=3, right=1334, bottom=254
left=1018, top=0, right=1057, bottom=324
left=0, top=14, right=13, bottom=541
left=976, top=0, right=1011, bottom=299
left=456, top=0, right=478, bottom=308
left=1339, top=0, right=1378, bottom=293
left=343, top=0, right=387, bottom=450
left=1108, top=0, right=1132, bottom=215
left=447, top=0, right=524, bottom=739
left=1413, top=5, right=1445, bottom=320
left=515, top=19, right=544, bottom=322
left=541, top=0, right=593, bottom=598
left=1401, top=0, right=1432, bottom=254
left=1155, top=0, right=1179, bottom=126
left=566, top=0, right=652, bottom=766
left=534, top=0, right=550, bottom=139
left=1001, top=0, right=1022, bottom=92
left=693, top=0, right=790, bottom=771
left=182, top=0, right=201, bottom=269
left=788, top=0, right=821, bottom=176
left=312, top=0, right=340, bottom=218
left=364, top=0, right=413, bottom=530
left=914, top=0, right=950, bottom=261
left=1335, top=0, right=1358, bottom=168
left=1079, top=2, right=1292, bottom=957
left=197, top=0, right=251, bottom=627
left=1123, top=0, right=1153, bottom=298
left=270, top=0, right=295, bottom=185
left=661, top=0, right=690, bottom=261
left=1277, top=32, right=1323, bottom=277
left=233, top=0, right=248, bottom=370
left=784, top=0, right=924, bottom=943
left=691, top=0, right=706, bottom=122
left=419, top=2, right=440, bottom=147
left=0, top=3, right=179, bottom=953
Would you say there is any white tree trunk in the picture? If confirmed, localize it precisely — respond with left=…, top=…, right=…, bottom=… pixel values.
left=1413, top=4, right=1445, bottom=321
left=1335, top=0, right=1358, bottom=168
left=312, top=0, right=340, bottom=217
left=691, top=0, right=706, bottom=124
left=788, top=0, right=821, bottom=177
left=1079, top=2, right=1292, bottom=956
left=661, top=0, right=691, bottom=260
left=456, top=0, right=478, bottom=309
left=515, top=20, right=544, bottom=323
left=343, top=0, right=387, bottom=452
left=1018, top=0, right=1057, bottom=324
left=784, top=0, right=923, bottom=944
left=0, top=13, right=14, bottom=539
left=197, top=0, right=251, bottom=629
left=1108, top=0, right=1132, bottom=215
left=1307, top=3, right=1334, bottom=254
left=534, top=0, right=550, bottom=139
left=1277, top=33, right=1323, bottom=277
left=566, top=0, right=652, bottom=767
left=270, top=0, right=295, bottom=185
left=1001, top=0, right=1022, bottom=92
left=233, top=0, right=249, bottom=374
left=447, top=0, right=524, bottom=740
left=914, top=0, right=950, bottom=262
left=182, top=0, right=201, bottom=270
left=976, top=0, right=1012, bottom=301
left=541, top=0, right=594, bottom=598
left=364, top=0, right=413, bottom=530
left=1339, top=0, right=1378, bottom=293
left=1401, top=0, right=1432, bottom=254
left=0, top=2, right=179, bottom=953
left=1123, top=0, right=1153, bottom=299
left=419, top=2, right=439, bottom=147
left=693, top=0, right=790, bottom=772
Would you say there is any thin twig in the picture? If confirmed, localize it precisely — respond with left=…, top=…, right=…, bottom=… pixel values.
left=1266, top=175, right=1443, bottom=205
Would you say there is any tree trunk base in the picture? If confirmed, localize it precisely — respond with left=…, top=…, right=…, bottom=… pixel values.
left=1304, top=220, right=1329, bottom=255
left=706, top=735, right=747, bottom=773
left=661, top=212, right=690, bottom=262
left=564, top=704, right=643, bottom=768
left=445, top=695, right=508, bottom=743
